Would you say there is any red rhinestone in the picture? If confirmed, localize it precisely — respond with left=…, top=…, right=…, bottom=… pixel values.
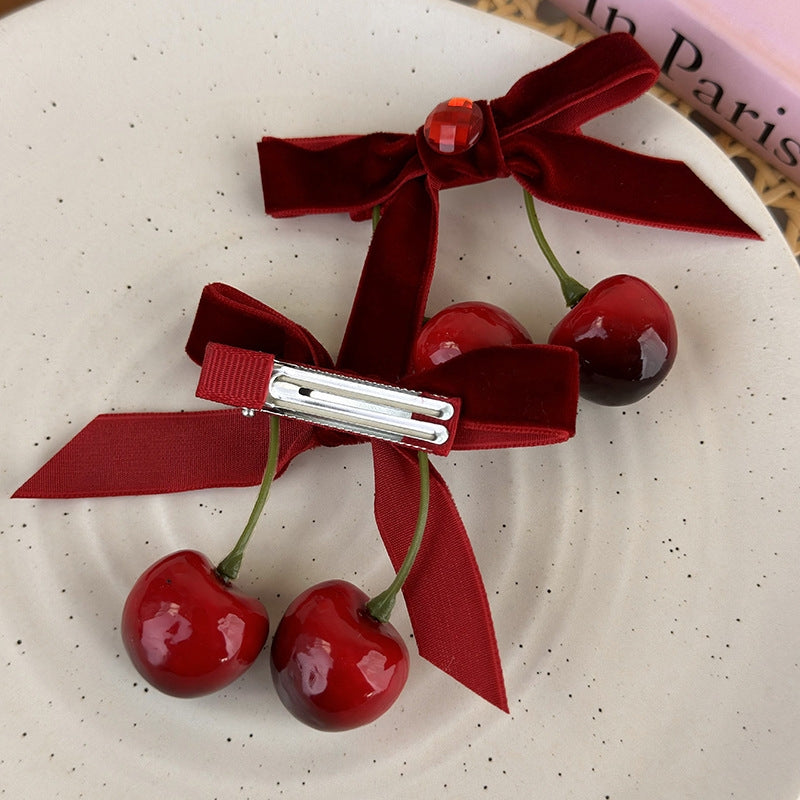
left=423, top=97, right=484, bottom=155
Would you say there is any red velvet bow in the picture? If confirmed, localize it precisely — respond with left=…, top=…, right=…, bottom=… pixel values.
left=258, top=33, right=757, bottom=380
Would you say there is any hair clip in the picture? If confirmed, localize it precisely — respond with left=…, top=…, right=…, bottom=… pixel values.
left=196, top=342, right=459, bottom=455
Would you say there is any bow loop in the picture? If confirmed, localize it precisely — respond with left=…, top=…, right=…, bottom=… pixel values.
left=186, top=282, right=334, bottom=369
left=259, top=132, right=422, bottom=220
left=491, top=32, right=659, bottom=136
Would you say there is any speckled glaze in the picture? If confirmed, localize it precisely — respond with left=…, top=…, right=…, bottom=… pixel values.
left=2, top=1, right=800, bottom=798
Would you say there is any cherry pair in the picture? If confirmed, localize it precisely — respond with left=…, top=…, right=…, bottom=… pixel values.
left=412, top=193, right=678, bottom=407
left=121, top=555, right=410, bottom=731
left=121, top=416, right=424, bottom=732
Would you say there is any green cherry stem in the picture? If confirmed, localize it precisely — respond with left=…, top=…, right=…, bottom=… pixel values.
left=523, top=190, right=588, bottom=308
left=364, top=201, right=427, bottom=623
left=366, top=449, right=430, bottom=623
left=216, top=414, right=281, bottom=583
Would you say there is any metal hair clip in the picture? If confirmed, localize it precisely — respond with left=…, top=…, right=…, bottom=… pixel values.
left=262, top=360, right=456, bottom=450
left=196, top=343, right=460, bottom=456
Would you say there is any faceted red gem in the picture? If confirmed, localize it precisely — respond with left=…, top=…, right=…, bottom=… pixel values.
left=423, top=97, right=484, bottom=155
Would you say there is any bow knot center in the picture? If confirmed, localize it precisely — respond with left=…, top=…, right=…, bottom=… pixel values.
left=423, top=97, right=484, bottom=155
left=416, top=99, right=509, bottom=190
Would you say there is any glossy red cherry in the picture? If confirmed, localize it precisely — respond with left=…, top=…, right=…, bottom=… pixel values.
left=548, top=274, right=677, bottom=405
left=121, top=549, right=269, bottom=697
left=523, top=190, right=677, bottom=405
left=411, top=300, right=532, bottom=373
left=270, top=579, right=410, bottom=731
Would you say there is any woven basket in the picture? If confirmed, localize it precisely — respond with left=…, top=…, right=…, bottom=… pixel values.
left=461, top=0, right=800, bottom=259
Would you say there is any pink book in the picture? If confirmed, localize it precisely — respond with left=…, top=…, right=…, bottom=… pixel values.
left=546, top=0, right=800, bottom=184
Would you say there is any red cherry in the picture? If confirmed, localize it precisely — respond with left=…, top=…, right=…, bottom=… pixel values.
left=548, top=274, right=677, bottom=406
left=270, top=579, right=409, bottom=731
left=411, top=301, right=532, bottom=372
left=121, top=549, right=269, bottom=697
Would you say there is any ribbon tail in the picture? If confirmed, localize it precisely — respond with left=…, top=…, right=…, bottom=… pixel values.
left=12, top=409, right=316, bottom=499
left=336, top=178, right=438, bottom=381
left=510, top=131, right=760, bottom=239
left=372, top=441, right=509, bottom=712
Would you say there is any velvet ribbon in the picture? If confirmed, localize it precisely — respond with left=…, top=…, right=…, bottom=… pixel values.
left=14, top=33, right=759, bottom=712
left=258, top=33, right=757, bottom=382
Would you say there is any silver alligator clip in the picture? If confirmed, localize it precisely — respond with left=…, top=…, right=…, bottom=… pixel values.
left=197, top=343, right=460, bottom=455
left=264, top=360, right=455, bottom=449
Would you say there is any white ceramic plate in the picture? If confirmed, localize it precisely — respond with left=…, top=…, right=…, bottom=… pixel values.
left=2, top=1, right=799, bottom=798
